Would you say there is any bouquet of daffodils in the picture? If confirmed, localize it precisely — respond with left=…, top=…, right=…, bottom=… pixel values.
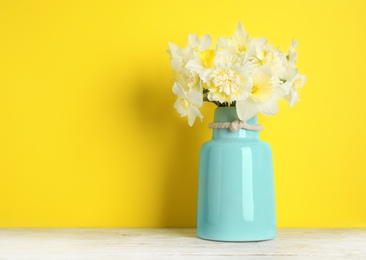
left=168, top=23, right=306, bottom=126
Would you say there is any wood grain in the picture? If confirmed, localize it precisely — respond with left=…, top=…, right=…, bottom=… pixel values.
left=0, top=228, right=365, bottom=259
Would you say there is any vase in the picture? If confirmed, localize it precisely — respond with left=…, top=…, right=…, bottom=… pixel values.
left=196, top=106, right=276, bottom=241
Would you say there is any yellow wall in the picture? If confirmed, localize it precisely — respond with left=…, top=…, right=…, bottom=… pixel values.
left=0, top=0, right=365, bottom=227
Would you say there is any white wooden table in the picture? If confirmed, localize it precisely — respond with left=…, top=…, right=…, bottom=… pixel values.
left=0, top=228, right=365, bottom=259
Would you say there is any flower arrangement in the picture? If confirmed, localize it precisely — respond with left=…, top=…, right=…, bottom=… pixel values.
left=168, top=23, right=306, bottom=126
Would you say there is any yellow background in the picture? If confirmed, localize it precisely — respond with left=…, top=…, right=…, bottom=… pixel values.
left=1, top=0, right=365, bottom=227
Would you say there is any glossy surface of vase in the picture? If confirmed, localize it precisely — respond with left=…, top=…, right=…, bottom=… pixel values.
left=197, top=107, right=276, bottom=241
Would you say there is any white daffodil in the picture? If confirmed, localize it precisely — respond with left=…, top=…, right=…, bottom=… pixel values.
left=236, top=66, right=282, bottom=121
left=168, top=24, right=306, bottom=127
left=188, top=33, right=212, bottom=51
left=287, top=39, right=298, bottom=63
left=183, top=33, right=214, bottom=74
left=218, top=23, right=267, bottom=57
left=188, top=52, right=252, bottom=104
left=284, top=73, right=306, bottom=107
left=206, top=55, right=252, bottom=103
left=172, top=82, right=203, bottom=126
left=168, top=43, right=199, bottom=91
left=278, top=38, right=305, bottom=106
left=247, top=43, right=287, bottom=85
left=185, top=48, right=216, bottom=76
left=278, top=60, right=298, bottom=94
left=218, top=22, right=251, bottom=56
left=168, top=34, right=212, bottom=92
left=168, top=42, right=192, bottom=73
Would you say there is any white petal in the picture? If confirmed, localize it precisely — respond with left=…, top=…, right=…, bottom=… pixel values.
left=288, top=39, right=298, bottom=63
left=256, top=64, right=272, bottom=77
left=279, top=79, right=294, bottom=95
left=298, top=74, right=307, bottom=87
left=170, top=58, right=182, bottom=72
left=283, top=93, right=291, bottom=102
left=286, top=64, right=298, bottom=79
left=199, top=68, right=213, bottom=83
left=273, top=86, right=286, bottom=99
left=280, top=66, right=297, bottom=94
left=257, top=100, right=278, bottom=116
left=168, top=42, right=179, bottom=56
left=218, top=36, right=228, bottom=48
left=198, top=34, right=212, bottom=50
left=174, top=99, right=188, bottom=116
left=289, top=53, right=297, bottom=63
left=177, top=46, right=192, bottom=58
left=187, top=113, right=196, bottom=127
left=236, top=100, right=259, bottom=121
left=172, top=82, right=187, bottom=98
left=187, top=89, right=203, bottom=106
left=251, top=37, right=267, bottom=47
left=188, top=33, right=199, bottom=49
left=185, top=57, right=204, bottom=74
left=290, top=39, right=298, bottom=50
left=237, top=22, right=245, bottom=34
left=190, top=105, right=204, bottom=119
left=289, top=90, right=299, bottom=107
left=187, top=106, right=203, bottom=127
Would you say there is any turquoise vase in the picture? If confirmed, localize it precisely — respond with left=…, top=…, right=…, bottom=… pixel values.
left=197, top=107, right=276, bottom=241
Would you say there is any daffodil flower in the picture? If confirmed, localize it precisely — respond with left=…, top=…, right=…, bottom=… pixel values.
left=247, top=43, right=287, bottom=84
left=218, top=23, right=267, bottom=57
left=187, top=52, right=252, bottom=104
left=279, top=60, right=298, bottom=94
left=168, top=23, right=306, bottom=126
left=185, top=49, right=216, bottom=76
left=284, top=73, right=306, bottom=107
left=287, top=39, right=298, bottom=63
left=188, top=33, right=212, bottom=51
left=168, top=42, right=191, bottom=73
left=236, top=66, right=283, bottom=121
left=168, top=34, right=213, bottom=92
left=172, top=82, right=203, bottom=126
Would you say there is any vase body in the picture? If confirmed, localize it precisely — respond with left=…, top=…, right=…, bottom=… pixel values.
left=197, top=107, right=276, bottom=241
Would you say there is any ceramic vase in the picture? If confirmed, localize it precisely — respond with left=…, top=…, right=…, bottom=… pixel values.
left=197, top=106, right=276, bottom=241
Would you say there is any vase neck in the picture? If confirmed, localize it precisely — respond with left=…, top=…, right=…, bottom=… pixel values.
left=212, top=107, right=260, bottom=139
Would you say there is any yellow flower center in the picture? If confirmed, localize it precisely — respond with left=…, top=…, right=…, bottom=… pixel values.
left=293, top=78, right=302, bottom=90
left=232, top=33, right=250, bottom=53
left=251, top=85, right=260, bottom=95
left=180, top=98, right=190, bottom=110
left=258, top=49, right=274, bottom=65
left=238, top=45, right=247, bottom=52
left=249, top=76, right=273, bottom=103
left=199, top=49, right=215, bottom=68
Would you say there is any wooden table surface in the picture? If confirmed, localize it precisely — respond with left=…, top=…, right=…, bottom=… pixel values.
left=0, top=228, right=365, bottom=259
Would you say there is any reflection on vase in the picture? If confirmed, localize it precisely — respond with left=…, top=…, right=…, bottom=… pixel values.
left=197, top=107, right=276, bottom=242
